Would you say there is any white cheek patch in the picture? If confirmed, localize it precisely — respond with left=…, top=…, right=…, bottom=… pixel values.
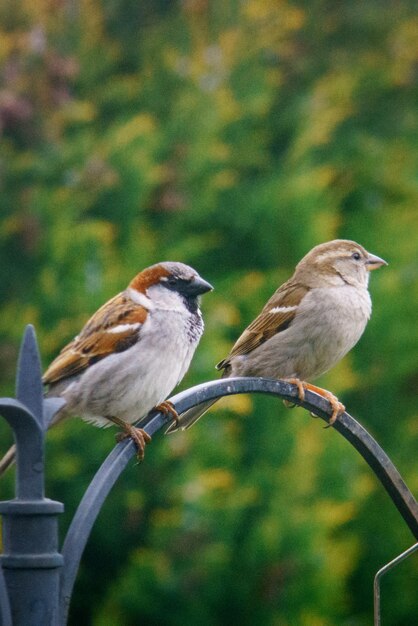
left=107, top=323, right=142, bottom=334
left=127, top=288, right=154, bottom=309
left=269, top=306, right=297, bottom=314
left=146, top=283, right=186, bottom=312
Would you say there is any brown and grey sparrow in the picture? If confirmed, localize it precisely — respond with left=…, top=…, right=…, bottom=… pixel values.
left=169, top=240, right=387, bottom=432
left=0, top=262, right=212, bottom=474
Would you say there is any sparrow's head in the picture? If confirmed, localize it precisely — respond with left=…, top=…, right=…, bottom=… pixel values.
left=129, top=262, right=213, bottom=311
left=296, top=240, right=387, bottom=288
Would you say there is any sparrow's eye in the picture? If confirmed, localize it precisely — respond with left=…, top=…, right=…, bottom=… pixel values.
left=351, top=252, right=361, bottom=261
left=167, top=277, right=178, bottom=286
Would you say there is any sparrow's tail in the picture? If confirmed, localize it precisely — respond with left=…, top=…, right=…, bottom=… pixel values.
left=0, top=444, right=16, bottom=477
left=166, top=398, right=218, bottom=433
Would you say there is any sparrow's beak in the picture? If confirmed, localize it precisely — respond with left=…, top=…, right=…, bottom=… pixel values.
left=366, top=253, right=388, bottom=270
left=187, top=276, right=214, bottom=295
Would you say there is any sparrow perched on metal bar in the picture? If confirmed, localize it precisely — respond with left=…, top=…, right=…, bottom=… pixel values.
left=168, top=240, right=387, bottom=432
left=0, top=262, right=212, bottom=474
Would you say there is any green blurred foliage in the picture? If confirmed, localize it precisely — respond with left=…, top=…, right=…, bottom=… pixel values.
left=1, top=0, right=418, bottom=624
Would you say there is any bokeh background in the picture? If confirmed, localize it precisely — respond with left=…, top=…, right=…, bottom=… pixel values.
left=1, top=1, right=418, bottom=624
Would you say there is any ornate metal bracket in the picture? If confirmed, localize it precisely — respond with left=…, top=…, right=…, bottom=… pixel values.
left=1, top=326, right=417, bottom=626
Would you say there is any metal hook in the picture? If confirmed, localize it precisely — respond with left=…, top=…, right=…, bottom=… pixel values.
left=374, top=542, right=418, bottom=625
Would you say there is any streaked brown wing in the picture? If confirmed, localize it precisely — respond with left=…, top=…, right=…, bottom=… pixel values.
left=217, top=281, right=309, bottom=370
left=43, top=292, right=147, bottom=384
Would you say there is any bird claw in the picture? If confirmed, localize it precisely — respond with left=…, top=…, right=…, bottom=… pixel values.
left=282, top=378, right=307, bottom=411
left=283, top=379, right=345, bottom=427
left=115, top=426, right=152, bottom=461
left=323, top=395, right=345, bottom=427
left=155, top=400, right=180, bottom=428
left=284, top=378, right=306, bottom=404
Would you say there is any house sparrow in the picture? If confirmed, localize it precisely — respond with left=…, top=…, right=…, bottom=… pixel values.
left=0, top=262, right=212, bottom=474
left=168, top=240, right=387, bottom=432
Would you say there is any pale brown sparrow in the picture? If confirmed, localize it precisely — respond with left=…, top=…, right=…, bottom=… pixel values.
left=0, top=262, right=212, bottom=474
left=169, top=240, right=387, bottom=432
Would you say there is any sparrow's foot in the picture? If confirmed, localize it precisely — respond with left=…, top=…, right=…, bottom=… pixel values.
left=284, top=379, right=345, bottom=426
left=108, top=415, right=152, bottom=461
left=306, top=383, right=345, bottom=426
left=285, top=378, right=306, bottom=403
left=155, top=400, right=180, bottom=428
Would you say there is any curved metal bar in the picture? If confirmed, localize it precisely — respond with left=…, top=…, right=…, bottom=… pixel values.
left=59, top=410, right=170, bottom=624
left=60, top=377, right=418, bottom=623
left=59, top=442, right=140, bottom=621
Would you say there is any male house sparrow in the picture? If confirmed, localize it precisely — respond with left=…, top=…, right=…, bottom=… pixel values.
left=0, top=262, right=212, bottom=474
left=169, top=240, right=387, bottom=432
